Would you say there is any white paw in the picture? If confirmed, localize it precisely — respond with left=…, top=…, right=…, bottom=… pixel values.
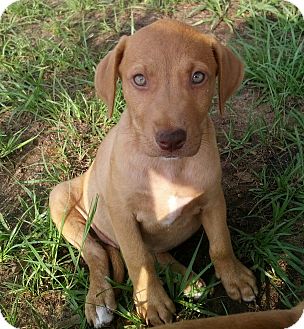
left=243, top=295, right=256, bottom=303
left=183, top=279, right=206, bottom=300
left=94, top=306, right=113, bottom=328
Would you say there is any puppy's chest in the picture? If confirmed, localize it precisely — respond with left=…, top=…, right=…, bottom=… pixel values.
left=135, top=175, right=204, bottom=227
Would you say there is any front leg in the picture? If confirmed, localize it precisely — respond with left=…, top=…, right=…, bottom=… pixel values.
left=108, top=203, right=175, bottom=326
left=201, top=187, right=257, bottom=302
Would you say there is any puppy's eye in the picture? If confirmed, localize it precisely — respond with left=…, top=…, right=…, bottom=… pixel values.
left=191, top=71, right=205, bottom=84
left=133, top=74, right=146, bottom=87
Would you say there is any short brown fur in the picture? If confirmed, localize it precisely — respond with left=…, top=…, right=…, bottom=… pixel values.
left=154, top=302, right=304, bottom=329
left=49, top=19, right=257, bottom=327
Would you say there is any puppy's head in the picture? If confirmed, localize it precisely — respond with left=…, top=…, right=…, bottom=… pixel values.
left=95, top=19, right=243, bottom=158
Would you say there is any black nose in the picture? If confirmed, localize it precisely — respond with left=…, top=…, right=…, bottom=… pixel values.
left=155, top=129, right=187, bottom=152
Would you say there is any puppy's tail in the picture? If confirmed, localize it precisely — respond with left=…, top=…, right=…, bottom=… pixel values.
left=293, top=301, right=304, bottom=313
left=104, top=245, right=125, bottom=296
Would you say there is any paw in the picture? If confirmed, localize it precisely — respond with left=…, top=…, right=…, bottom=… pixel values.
left=134, top=285, right=176, bottom=326
left=85, top=283, right=116, bottom=328
left=183, top=277, right=206, bottom=300
left=93, top=306, right=113, bottom=328
left=216, top=258, right=257, bottom=302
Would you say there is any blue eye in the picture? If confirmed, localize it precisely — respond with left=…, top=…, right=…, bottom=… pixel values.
left=133, top=74, right=146, bottom=86
left=192, top=71, right=205, bottom=84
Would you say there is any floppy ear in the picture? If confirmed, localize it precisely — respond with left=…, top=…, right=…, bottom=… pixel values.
left=95, top=36, right=127, bottom=118
left=212, top=41, right=244, bottom=115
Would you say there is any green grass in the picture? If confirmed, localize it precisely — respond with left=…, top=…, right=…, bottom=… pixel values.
left=0, top=129, right=38, bottom=159
left=189, top=0, right=233, bottom=30
left=1, top=0, right=303, bottom=328
left=228, top=0, right=304, bottom=308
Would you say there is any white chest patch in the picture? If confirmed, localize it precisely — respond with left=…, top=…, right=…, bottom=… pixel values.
left=148, top=169, right=201, bottom=227
left=161, top=195, right=193, bottom=226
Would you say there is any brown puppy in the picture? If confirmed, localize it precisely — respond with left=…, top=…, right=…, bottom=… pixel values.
left=49, top=19, right=257, bottom=328
left=154, top=302, right=304, bottom=329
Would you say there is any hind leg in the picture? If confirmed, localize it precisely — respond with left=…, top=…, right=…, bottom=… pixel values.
left=49, top=179, right=116, bottom=328
left=156, top=252, right=206, bottom=299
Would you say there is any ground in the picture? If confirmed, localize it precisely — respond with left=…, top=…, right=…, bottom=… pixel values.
left=0, top=0, right=303, bottom=328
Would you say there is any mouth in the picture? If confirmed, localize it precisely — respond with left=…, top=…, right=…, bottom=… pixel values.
left=162, top=155, right=180, bottom=160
